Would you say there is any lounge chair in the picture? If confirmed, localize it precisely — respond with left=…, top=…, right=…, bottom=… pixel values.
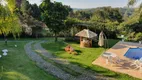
left=102, top=52, right=120, bottom=64
left=131, top=60, right=141, bottom=69
left=139, top=58, right=142, bottom=72
left=140, top=57, right=142, bottom=62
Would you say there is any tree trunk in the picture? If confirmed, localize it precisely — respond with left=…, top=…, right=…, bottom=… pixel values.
left=55, top=32, right=58, bottom=42
left=36, top=33, right=38, bottom=39
left=4, top=34, right=7, bottom=45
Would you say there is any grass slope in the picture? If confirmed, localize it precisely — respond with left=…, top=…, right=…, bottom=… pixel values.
left=0, top=42, right=57, bottom=80
left=42, top=39, right=140, bottom=80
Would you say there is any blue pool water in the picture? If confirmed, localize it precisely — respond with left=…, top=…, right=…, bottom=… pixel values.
left=124, top=48, right=142, bottom=60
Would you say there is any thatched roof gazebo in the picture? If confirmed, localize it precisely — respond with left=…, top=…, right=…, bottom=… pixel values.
left=75, top=29, right=97, bottom=48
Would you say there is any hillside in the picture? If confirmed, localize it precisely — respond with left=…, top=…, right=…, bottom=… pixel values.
left=73, top=7, right=134, bottom=17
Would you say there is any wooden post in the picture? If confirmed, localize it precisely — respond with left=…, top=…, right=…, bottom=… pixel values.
left=80, top=37, right=82, bottom=47
left=90, top=39, right=92, bottom=47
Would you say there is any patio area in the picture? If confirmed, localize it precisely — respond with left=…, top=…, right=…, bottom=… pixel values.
left=92, top=41, right=142, bottom=79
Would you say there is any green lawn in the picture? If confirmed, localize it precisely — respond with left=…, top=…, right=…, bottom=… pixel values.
left=0, top=42, right=57, bottom=80
left=42, top=39, right=140, bottom=80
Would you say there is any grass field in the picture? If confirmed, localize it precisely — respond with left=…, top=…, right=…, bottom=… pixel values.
left=0, top=42, right=57, bottom=80
left=42, top=39, right=140, bottom=80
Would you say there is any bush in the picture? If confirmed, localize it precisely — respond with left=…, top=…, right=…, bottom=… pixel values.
left=134, top=32, right=142, bottom=41
left=104, top=31, right=117, bottom=39
left=126, top=32, right=135, bottom=41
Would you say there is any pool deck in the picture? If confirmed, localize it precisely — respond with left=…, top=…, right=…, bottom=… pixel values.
left=92, top=41, right=142, bottom=79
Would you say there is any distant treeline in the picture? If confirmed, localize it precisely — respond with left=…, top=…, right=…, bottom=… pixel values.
left=73, top=7, right=134, bottom=17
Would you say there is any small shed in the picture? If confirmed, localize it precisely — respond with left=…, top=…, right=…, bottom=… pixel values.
left=75, top=29, right=97, bottom=47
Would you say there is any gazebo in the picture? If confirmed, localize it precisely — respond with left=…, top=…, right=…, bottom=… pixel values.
left=75, top=29, right=97, bottom=47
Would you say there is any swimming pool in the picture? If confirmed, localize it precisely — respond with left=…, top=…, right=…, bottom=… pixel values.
left=124, top=48, right=142, bottom=60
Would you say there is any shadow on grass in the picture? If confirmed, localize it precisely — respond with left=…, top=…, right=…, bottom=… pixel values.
left=59, top=49, right=82, bottom=56
left=75, top=50, right=82, bottom=54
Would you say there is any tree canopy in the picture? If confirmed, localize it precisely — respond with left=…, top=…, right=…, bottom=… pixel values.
left=0, top=0, right=141, bottom=42
left=40, top=0, right=71, bottom=41
left=0, top=0, right=22, bottom=39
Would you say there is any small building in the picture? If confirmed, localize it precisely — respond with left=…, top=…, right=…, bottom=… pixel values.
left=75, top=29, right=97, bottom=48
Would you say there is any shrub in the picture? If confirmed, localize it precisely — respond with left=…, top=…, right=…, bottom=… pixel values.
left=134, top=32, right=142, bottom=41
left=127, top=32, right=135, bottom=41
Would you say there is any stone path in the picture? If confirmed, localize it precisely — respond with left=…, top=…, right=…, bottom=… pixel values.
left=25, top=41, right=75, bottom=80
left=25, top=41, right=115, bottom=80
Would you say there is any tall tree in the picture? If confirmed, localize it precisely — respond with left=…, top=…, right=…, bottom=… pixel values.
left=20, top=0, right=31, bottom=14
left=0, top=0, right=22, bottom=44
left=15, top=0, right=46, bottom=38
left=91, top=7, right=122, bottom=30
left=40, top=0, right=71, bottom=41
left=90, top=7, right=123, bottom=38
left=128, top=0, right=142, bottom=19
left=30, top=4, right=41, bottom=20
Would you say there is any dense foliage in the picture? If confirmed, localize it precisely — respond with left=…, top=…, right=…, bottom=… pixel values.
left=40, top=0, right=71, bottom=41
left=65, top=7, right=123, bottom=39
left=117, top=0, right=142, bottom=41
left=0, top=0, right=22, bottom=42
left=0, top=0, right=141, bottom=41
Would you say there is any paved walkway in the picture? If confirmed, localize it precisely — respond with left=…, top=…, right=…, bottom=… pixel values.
left=25, top=41, right=114, bottom=80
left=92, top=41, right=142, bottom=79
